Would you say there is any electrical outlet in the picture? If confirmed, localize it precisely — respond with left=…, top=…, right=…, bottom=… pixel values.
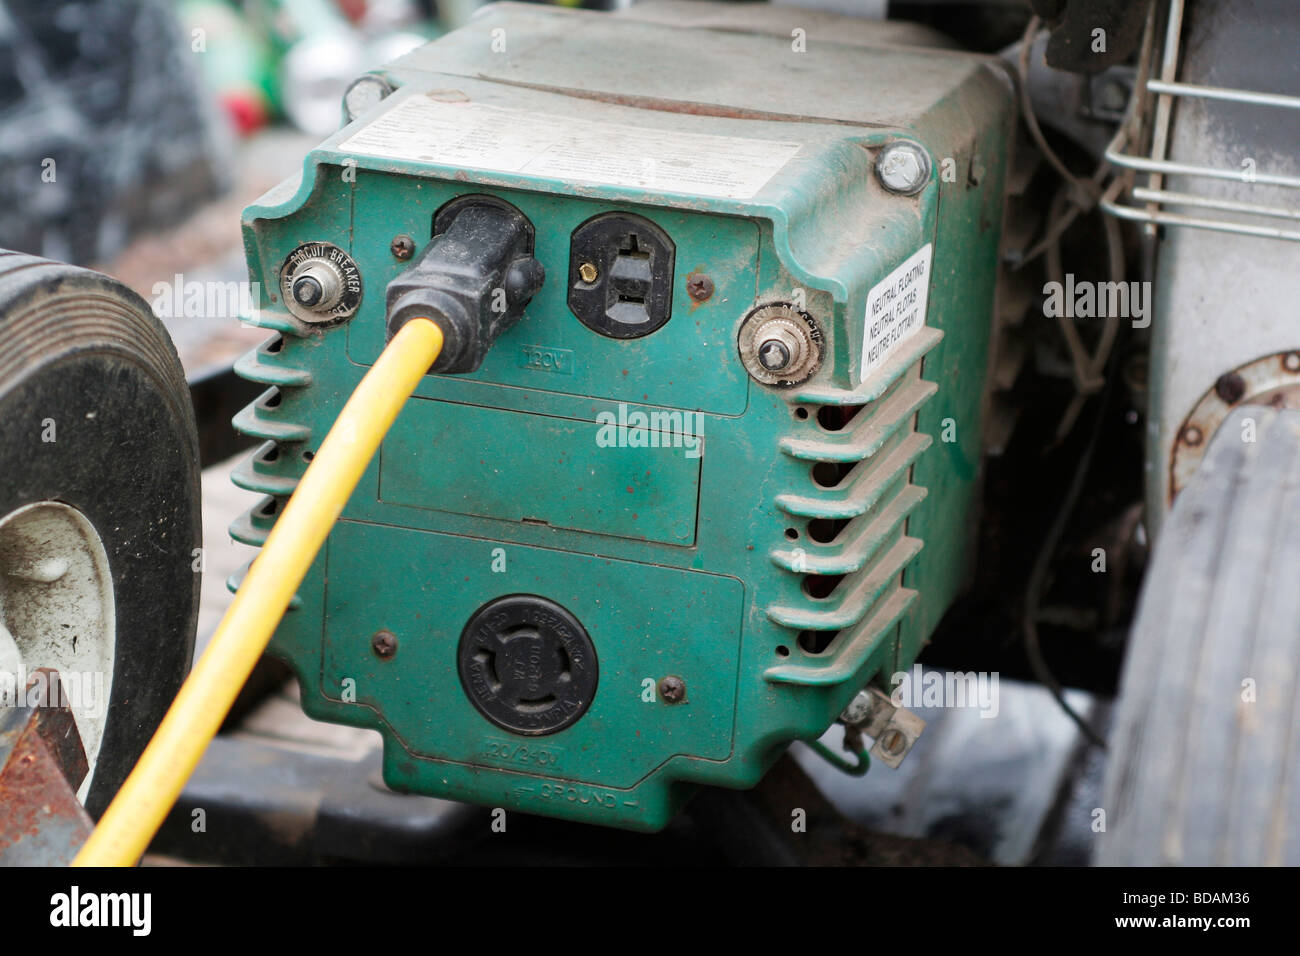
left=568, top=212, right=675, bottom=338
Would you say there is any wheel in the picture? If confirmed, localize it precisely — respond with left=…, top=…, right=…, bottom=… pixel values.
left=1098, top=405, right=1300, bottom=865
left=0, top=250, right=201, bottom=816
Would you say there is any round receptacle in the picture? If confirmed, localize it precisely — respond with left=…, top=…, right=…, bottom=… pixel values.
left=457, top=594, right=598, bottom=736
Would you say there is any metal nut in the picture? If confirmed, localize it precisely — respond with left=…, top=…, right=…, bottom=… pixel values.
left=876, top=141, right=931, bottom=195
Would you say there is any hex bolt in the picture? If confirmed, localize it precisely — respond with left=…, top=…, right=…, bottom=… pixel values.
left=659, top=675, right=686, bottom=703
left=578, top=261, right=599, bottom=284
left=390, top=235, right=415, bottom=260
left=758, top=339, right=792, bottom=371
left=879, top=728, right=907, bottom=757
left=686, top=273, right=714, bottom=303
left=1214, top=371, right=1247, bottom=404
left=876, top=141, right=931, bottom=195
left=371, top=630, right=397, bottom=659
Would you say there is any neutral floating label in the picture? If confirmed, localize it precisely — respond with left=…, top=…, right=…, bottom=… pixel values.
left=861, top=243, right=933, bottom=382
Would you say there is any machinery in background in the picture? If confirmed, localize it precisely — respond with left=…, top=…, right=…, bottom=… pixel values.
left=4, top=0, right=1300, bottom=867
left=234, top=1, right=1013, bottom=830
left=1093, top=0, right=1300, bottom=866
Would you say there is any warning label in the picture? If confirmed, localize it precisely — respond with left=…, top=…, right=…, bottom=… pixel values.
left=336, top=95, right=802, bottom=200
left=860, top=243, right=933, bottom=382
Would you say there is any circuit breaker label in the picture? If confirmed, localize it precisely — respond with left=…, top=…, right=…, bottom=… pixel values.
left=861, top=243, right=933, bottom=382
left=337, top=95, right=801, bottom=200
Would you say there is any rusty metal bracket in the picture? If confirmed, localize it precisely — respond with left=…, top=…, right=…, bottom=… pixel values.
left=841, top=686, right=926, bottom=770
left=0, top=668, right=93, bottom=866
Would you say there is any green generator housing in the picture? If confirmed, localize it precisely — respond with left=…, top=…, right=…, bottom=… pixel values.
left=232, top=2, right=1014, bottom=830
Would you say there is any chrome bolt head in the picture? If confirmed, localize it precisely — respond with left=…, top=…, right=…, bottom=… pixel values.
left=876, top=141, right=931, bottom=195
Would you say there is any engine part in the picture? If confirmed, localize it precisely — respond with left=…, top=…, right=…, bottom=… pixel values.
left=232, top=1, right=1014, bottom=831
left=0, top=249, right=201, bottom=816
left=1170, top=350, right=1300, bottom=498
left=1100, top=407, right=1300, bottom=864
left=1105, top=0, right=1300, bottom=533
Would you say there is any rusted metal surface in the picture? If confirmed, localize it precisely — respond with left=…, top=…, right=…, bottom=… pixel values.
left=389, top=235, right=415, bottom=261
left=685, top=272, right=714, bottom=303
left=1170, top=350, right=1300, bottom=501
left=0, top=669, right=93, bottom=866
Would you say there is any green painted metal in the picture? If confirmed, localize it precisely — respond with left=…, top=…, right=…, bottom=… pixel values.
left=232, top=3, right=1014, bottom=830
left=382, top=400, right=702, bottom=546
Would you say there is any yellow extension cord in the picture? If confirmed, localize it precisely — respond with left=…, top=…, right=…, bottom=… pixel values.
left=73, top=317, right=444, bottom=866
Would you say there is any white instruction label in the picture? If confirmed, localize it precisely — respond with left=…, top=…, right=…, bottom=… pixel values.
left=337, top=96, right=801, bottom=200
left=860, top=243, right=933, bottom=382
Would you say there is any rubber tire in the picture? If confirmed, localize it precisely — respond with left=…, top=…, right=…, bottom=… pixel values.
left=1099, top=405, right=1300, bottom=865
left=0, top=250, right=201, bottom=818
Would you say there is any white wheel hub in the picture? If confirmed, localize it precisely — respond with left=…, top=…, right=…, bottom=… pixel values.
left=0, top=501, right=115, bottom=803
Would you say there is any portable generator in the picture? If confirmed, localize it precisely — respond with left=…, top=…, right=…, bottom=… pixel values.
left=231, top=1, right=1013, bottom=831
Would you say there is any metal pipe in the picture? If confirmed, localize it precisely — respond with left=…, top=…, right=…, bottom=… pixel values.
left=1146, top=79, right=1300, bottom=111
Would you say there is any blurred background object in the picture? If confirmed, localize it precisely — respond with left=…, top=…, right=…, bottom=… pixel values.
left=0, top=0, right=441, bottom=269
left=0, top=0, right=231, bottom=265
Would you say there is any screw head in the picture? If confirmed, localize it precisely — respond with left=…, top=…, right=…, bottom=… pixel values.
left=371, top=630, right=397, bottom=659
left=578, top=261, right=599, bottom=284
left=390, top=235, right=415, bottom=260
left=686, top=273, right=714, bottom=303
left=879, top=728, right=907, bottom=757
left=1284, top=352, right=1300, bottom=373
left=1182, top=424, right=1204, bottom=447
left=659, top=675, right=686, bottom=703
left=876, top=141, right=931, bottom=195
left=1214, top=371, right=1247, bottom=404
